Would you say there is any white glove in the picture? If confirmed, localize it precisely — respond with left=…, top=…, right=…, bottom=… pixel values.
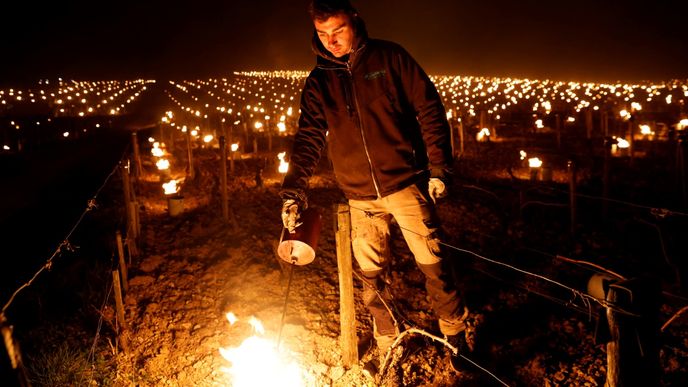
left=428, top=178, right=447, bottom=203
left=281, top=199, right=302, bottom=233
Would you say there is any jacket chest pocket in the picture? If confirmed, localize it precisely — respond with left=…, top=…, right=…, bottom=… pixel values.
left=358, top=70, right=392, bottom=106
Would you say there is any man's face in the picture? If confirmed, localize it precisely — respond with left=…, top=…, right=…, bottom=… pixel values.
left=314, top=13, right=355, bottom=58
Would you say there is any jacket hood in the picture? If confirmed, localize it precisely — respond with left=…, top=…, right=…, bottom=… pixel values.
left=311, top=15, right=368, bottom=67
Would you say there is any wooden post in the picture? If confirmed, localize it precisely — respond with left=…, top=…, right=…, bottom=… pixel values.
left=116, top=231, right=128, bottom=293
left=603, top=138, right=611, bottom=218
left=677, top=136, right=687, bottom=208
left=448, top=115, right=455, bottom=157
left=628, top=119, right=635, bottom=167
left=605, top=278, right=660, bottom=387
left=229, top=123, right=236, bottom=175
left=491, top=114, right=498, bottom=140
left=128, top=202, right=139, bottom=239
left=585, top=109, right=593, bottom=140
left=126, top=236, right=138, bottom=264
left=458, top=118, right=465, bottom=158
left=0, top=315, right=31, bottom=387
left=112, top=270, right=129, bottom=354
left=602, top=111, right=609, bottom=137
left=219, top=135, right=229, bottom=221
left=243, top=121, right=249, bottom=151
left=334, top=203, right=358, bottom=367
left=230, top=145, right=236, bottom=175
left=267, top=118, right=273, bottom=152
left=556, top=113, right=562, bottom=149
left=121, top=164, right=133, bottom=236
left=131, top=131, right=143, bottom=177
left=568, top=160, right=577, bottom=236
left=186, top=129, right=195, bottom=180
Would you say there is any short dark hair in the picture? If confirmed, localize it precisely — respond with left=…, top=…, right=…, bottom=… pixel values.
left=308, top=0, right=358, bottom=22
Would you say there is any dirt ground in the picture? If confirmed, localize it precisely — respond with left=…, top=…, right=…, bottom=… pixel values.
left=106, top=138, right=688, bottom=386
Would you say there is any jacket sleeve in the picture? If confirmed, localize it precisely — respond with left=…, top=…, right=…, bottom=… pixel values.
left=394, top=47, right=453, bottom=172
left=280, top=75, right=329, bottom=199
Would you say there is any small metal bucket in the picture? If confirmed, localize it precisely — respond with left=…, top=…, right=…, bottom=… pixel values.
left=167, top=196, right=184, bottom=216
left=277, top=207, right=322, bottom=265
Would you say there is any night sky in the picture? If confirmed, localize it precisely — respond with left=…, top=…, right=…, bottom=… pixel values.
left=2, top=0, right=687, bottom=84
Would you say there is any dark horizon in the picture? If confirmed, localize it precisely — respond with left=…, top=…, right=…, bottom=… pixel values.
left=2, top=0, right=687, bottom=85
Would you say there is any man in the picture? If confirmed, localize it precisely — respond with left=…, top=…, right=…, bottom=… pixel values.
left=280, top=0, right=470, bottom=370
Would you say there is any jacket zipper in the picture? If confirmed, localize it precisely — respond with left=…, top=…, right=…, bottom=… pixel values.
left=347, top=60, right=382, bottom=199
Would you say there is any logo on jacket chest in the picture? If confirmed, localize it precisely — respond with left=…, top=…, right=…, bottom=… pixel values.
left=364, top=70, right=386, bottom=80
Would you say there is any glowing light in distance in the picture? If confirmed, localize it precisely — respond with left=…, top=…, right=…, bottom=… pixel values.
left=639, top=125, right=653, bottom=135
left=476, top=128, right=491, bottom=141
left=528, top=157, right=543, bottom=168
left=277, top=152, right=289, bottom=173
left=162, top=180, right=180, bottom=195
left=678, top=119, right=688, bottom=130
left=156, top=159, right=170, bottom=170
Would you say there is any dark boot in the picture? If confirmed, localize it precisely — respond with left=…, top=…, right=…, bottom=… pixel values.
left=446, top=331, right=471, bottom=373
left=416, top=261, right=464, bottom=334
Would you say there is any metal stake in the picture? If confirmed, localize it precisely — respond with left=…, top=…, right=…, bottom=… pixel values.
left=277, top=258, right=297, bottom=350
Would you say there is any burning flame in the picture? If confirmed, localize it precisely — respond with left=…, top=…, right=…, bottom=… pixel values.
left=528, top=157, right=543, bottom=168
left=219, top=313, right=304, bottom=387
left=203, top=134, right=214, bottom=143
left=639, top=124, right=654, bottom=136
left=678, top=119, right=688, bottom=130
left=156, top=158, right=170, bottom=170
left=152, top=142, right=165, bottom=157
left=278, top=152, right=289, bottom=174
left=476, top=127, right=491, bottom=141
left=162, top=179, right=179, bottom=195
left=519, top=150, right=527, bottom=160
left=616, top=137, right=630, bottom=149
